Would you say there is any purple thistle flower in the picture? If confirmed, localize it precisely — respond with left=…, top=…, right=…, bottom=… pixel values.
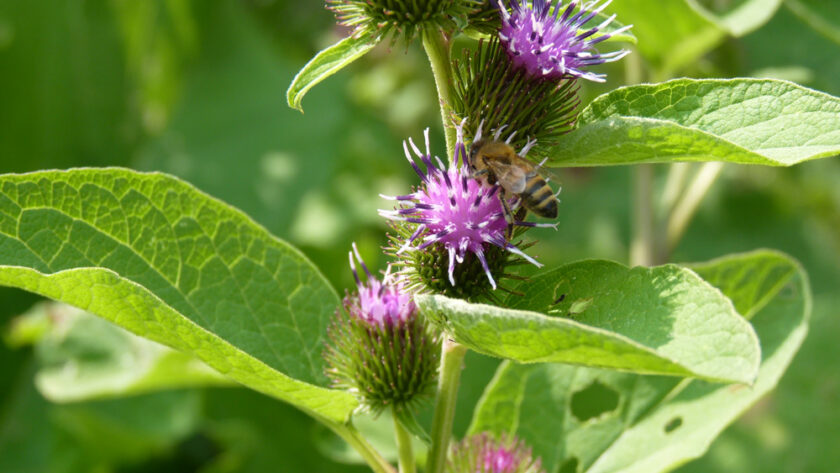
left=345, top=243, right=416, bottom=327
left=497, top=0, right=632, bottom=82
left=380, top=123, right=541, bottom=291
left=448, top=432, right=544, bottom=473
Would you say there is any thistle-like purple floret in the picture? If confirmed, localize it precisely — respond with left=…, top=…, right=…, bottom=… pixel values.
left=379, top=124, right=541, bottom=290
left=448, top=432, right=544, bottom=473
left=497, top=0, right=632, bottom=82
left=345, top=243, right=415, bottom=327
left=483, top=444, right=521, bottom=473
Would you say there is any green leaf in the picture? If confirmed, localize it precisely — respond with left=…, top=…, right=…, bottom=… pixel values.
left=0, top=168, right=357, bottom=422
left=9, top=302, right=232, bottom=403
left=549, top=78, right=840, bottom=167
left=686, top=0, right=784, bottom=36
left=785, top=0, right=840, bottom=45
left=286, top=34, right=379, bottom=112
left=417, top=259, right=761, bottom=384
left=468, top=250, right=809, bottom=473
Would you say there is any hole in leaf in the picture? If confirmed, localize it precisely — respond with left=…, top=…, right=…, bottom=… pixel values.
left=558, top=457, right=579, bottom=473
left=570, top=381, right=620, bottom=422
left=664, top=416, right=683, bottom=433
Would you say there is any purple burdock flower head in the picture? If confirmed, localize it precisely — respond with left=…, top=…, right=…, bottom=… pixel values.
left=497, top=0, right=632, bottom=82
left=345, top=243, right=416, bottom=328
left=324, top=243, right=439, bottom=414
left=380, top=122, right=542, bottom=300
left=448, top=432, right=544, bottom=473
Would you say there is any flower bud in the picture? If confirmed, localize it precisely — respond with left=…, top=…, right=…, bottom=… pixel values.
left=324, top=244, right=440, bottom=414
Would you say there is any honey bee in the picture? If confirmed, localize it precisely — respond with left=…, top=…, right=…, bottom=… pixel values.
left=468, top=138, right=560, bottom=220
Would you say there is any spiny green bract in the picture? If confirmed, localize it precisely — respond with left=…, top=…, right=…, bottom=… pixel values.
left=328, top=0, right=483, bottom=43
left=452, top=39, right=579, bottom=152
left=387, top=226, right=534, bottom=304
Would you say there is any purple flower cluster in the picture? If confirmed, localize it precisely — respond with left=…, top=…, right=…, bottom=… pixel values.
left=345, top=243, right=415, bottom=327
left=497, top=0, right=631, bottom=82
left=380, top=123, right=541, bottom=290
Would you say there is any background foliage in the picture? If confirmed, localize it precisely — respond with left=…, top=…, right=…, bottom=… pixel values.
left=0, top=1, right=837, bottom=472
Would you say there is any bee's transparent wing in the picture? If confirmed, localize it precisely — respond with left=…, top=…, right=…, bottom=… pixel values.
left=489, top=160, right=529, bottom=193
left=539, top=166, right=564, bottom=185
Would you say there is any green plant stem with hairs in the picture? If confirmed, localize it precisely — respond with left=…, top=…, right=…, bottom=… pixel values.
left=422, top=27, right=457, bottom=161
left=426, top=338, right=468, bottom=473
left=393, top=410, right=416, bottom=473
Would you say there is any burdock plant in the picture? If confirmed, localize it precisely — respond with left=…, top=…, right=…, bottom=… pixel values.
left=0, top=2, right=831, bottom=473
left=279, top=1, right=838, bottom=470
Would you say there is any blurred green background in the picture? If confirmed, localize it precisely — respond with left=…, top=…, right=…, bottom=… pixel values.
left=0, top=1, right=837, bottom=472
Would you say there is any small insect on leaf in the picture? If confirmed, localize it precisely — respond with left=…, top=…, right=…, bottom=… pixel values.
left=568, top=298, right=593, bottom=316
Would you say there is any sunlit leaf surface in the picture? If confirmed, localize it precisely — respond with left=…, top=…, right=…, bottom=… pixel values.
left=0, top=169, right=357, bottom=422
left=550, top=79, right=840, bottom=167
left=418, top=260, right=761, bottom=384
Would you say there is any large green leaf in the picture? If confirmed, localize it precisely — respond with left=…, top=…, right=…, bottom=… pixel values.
left=7, top=302, right=232, bottom=402
left=549, top=79, right=840, bottom=167
left=785, top=0, right=840, bottom=45
left=687, top=0, right=784, bottom=36
left=417, top=259, right=760, bottom=383
left=468, top=250, right=809, bottom=473
left=287, top=34, right=379, bottom=112
left=0, top=168, right=357, bottom=422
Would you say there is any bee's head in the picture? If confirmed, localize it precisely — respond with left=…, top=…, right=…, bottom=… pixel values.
left=467, top=139, right=485, bottom=170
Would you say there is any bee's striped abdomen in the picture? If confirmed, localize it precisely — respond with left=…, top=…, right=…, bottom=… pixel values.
left=521, top=175, right=558, bottom=218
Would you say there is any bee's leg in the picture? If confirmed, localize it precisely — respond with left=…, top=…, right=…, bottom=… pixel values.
left=499, top=194, right=515, bottom=224
left=470, top=168, right=490, bottom=180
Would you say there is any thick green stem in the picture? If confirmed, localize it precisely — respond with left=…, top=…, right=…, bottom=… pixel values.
left=426, top=339, right=468, bottom=473
left=393, top=410, right=416, bottom=473
left=422, top=28, right=456, bottom=161
left=666, top=162, right=725, bottom=256
left=328, top=420, right=397, bottom=473
left=631, top=164, right=656, bottom=267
